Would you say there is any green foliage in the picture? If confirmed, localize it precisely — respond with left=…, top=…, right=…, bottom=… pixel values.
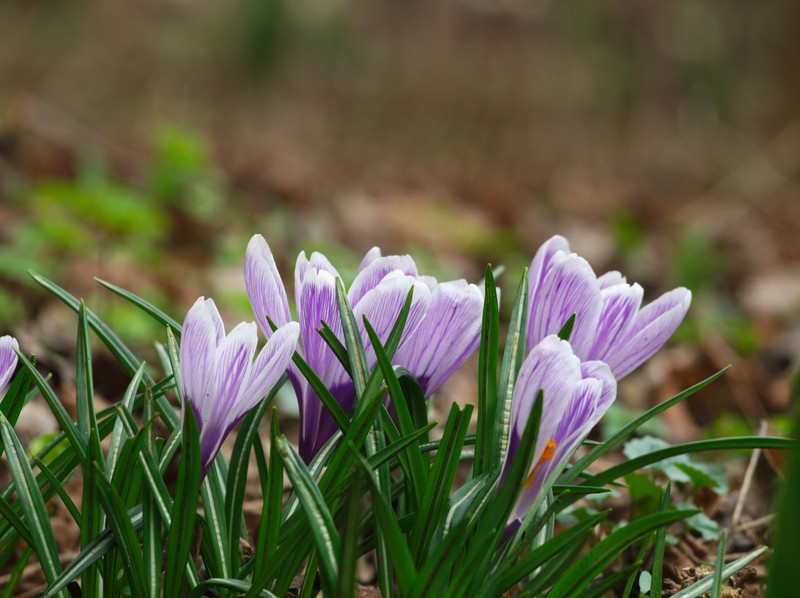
left=0, top=272, right=790, bottom=597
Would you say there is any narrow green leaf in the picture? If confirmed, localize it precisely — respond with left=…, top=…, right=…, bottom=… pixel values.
left=354, top=453, right=417, bottom=595
left=92, top=463, right=148, bottom=598
left=318, top=321, right=353, bottom=378
left=711, top=529, right=727, bottom=598
left=411, top=403, right=473, bottom=565
left=585, top=561, right=643, bottom=598
left=650, top=481, right=671, bottom=598
left=164, top=410, right=202, bottom=597
left=1, top=545, right=33, bottom=598
left=201, top=457, right=231, bottom=578
left=42, top=507, right=144, bottom=598
left=337, top=466, right=363, bottom=598
left=255, top=412, right=283, bottom=573
left=75, top=302, right=96, bottom=442
left=13, top=347, right=87, bottom=463
left=226, top=382, right=283, bottom=576
left=95, top=277, right=182, bottom=334
left=106, top=363, right=146, bottom=478
left=31, top=456, right=80, bottom=524
left=672, top=546, right=767, bottom=598
left=364, top=316, right=428, bottom=508
left=0, top=361, right=33, bottom=429
left=187, top=579, right=279, bottom=598
left=474, top=264, right=499, bottom=477
left=0, top=494, right=34, bottom=546
left=548, top=509, right=698, bottom=597
left=496, top=267, right=528, bottom=470
left=557, top=313, right=576, bottom=341
left=494, top=510, right=609, bottom=594
left=292, top=349, right=350, bottom=434
left=30, top=272, right=180, bottom=431
left=582, top=436, right=795, bottom=491
left=336, top=277, right=369, bottom=397
left=278, top=435, right=340, bottom=594
left=142, top=385, right=162, bottom=598
left=411, top=518, right=472, bottom=597
left=0, top=414, right=64, bottom=590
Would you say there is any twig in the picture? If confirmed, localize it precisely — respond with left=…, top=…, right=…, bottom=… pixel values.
left=732, top=420, right=768, bottom=528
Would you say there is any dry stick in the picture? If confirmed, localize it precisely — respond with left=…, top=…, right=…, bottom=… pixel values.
left=734, top=514, right=775, bottom=533
left=731, top=420, right=768, bottom=529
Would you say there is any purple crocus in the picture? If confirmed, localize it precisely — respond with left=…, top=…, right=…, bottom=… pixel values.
left=502, top=335, right=616, bottom=525
left=0, top=336, right=19, bottom=391
left=245, top=235, right=484, bottom=461
left=179, top=297, right=299, bottom=476
left=528, top=235, right=691, bottom=379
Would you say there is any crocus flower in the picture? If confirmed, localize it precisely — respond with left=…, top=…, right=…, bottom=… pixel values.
left=502, top=336, right=616, bottom=525
left=245, top=235, right=484, bottom=461
left=528, top=235, right=691, bottom=379
left=0, top=336, right=19, bottom=391
left=179, top=297, right=299, bottom=476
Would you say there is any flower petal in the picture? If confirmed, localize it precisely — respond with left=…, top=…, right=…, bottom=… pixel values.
left=358, top=246, right=382, bottom=272
left=179, top=297, right=219, bottom=418
left=354, top=271, right=430, bottom=366
left=606, top=288, right=692, bottom=378
left=588, top=282, right=643, bottom=363
left=393, top=280, right=483, bottom=396
left=348, top=254, right=418, bottom=307
left=528, top=251, right=602, bottom=359
left=597, top=270, right=627, bottom=289
left=227, top=321, right=300, bottom=426
left=529, top=235, right=571, bottom=298
left=0, top=336, right=19, bottom=390
left=509, top=336, right=581, bottom=473
left=296, top=265, right=351, bottom=449
left=245, top=235, right=292, bottom=338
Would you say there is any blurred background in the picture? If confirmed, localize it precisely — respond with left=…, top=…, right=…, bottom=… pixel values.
left=0, top=0, right=799, bottom=444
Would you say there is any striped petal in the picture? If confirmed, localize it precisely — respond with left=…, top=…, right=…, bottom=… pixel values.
left=393, top=279, right=483, bottom=396
left=607, top=288, right=692, bottom=379
left=0, top=336, right=19, bottom=390
left=528, top=251, right=602, bottom=359
left=180, top=298, right=219, bottom=420
left=245, top=235, right=292, bottom=337
left=354, top=271, right=430, bottom=367
left=349, top=254, right=418, bottom=307
left=588, top=282, right=643, bottom=363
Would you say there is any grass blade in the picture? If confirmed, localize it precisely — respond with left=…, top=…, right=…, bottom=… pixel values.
left=0, top=413, right=64, bottom=591
left=164, top=410, right=202, bottom=597
left=226, top=381, right=283, bottom=576
left=355, top=453, right=417, bottom=596
left=92, top=463, right=148, bottom=598
left=411, top=403, right=474, bottom=565
left=337, top=465, right=363, bottom=598
left=649, top=481, right=671, bottom=598
left=548, top=509, right=698, bottom=597
left=672, top=546, right=768, bottom=598
left=277, top=435, right=340, bottom=594
left=474, top=264, right=499, bottom=477
left=95, top=277, right=182, bottom=334
left=496, top=267, right=528, bottom=470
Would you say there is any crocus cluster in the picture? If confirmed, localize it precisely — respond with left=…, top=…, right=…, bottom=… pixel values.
left=177, top=232, right=689, bottom=504
left=0, top=335, right=19, bottom=391
left=503, top=236, right=691, bottom=525
left=245, top=235, right=484, bottom=461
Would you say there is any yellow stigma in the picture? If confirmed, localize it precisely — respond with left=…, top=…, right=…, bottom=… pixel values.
left=525, top=437, right=557, bottom=489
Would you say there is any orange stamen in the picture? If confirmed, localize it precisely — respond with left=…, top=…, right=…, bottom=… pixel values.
left=524, top=437, right=557, bottom=489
